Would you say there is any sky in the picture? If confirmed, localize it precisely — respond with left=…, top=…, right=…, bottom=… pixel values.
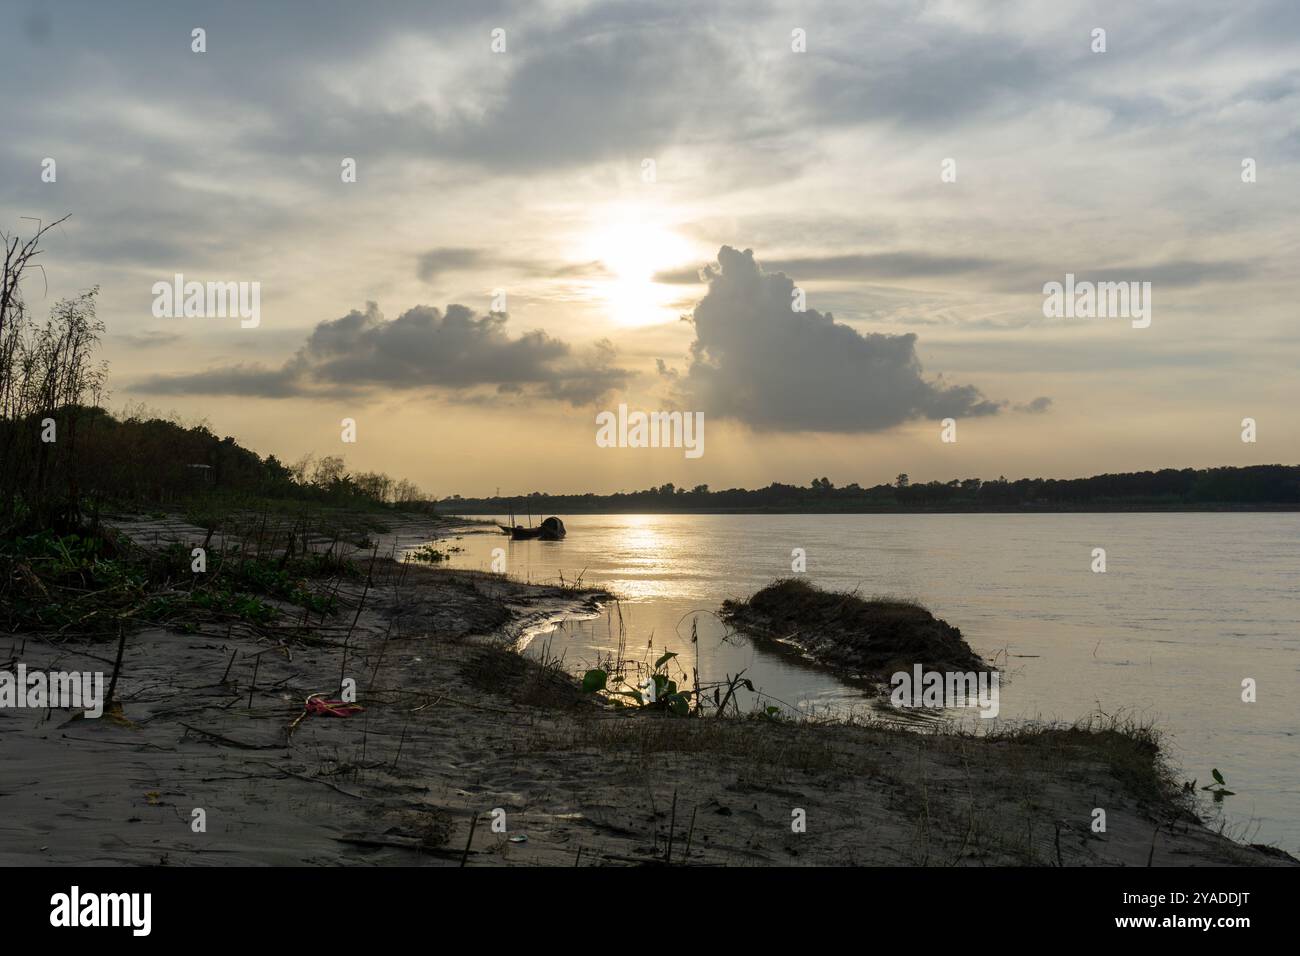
left=3, top=0, right=1298, bottom=497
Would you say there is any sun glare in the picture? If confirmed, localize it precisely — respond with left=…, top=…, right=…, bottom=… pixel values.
left=582, top=219, right=695, bottom=327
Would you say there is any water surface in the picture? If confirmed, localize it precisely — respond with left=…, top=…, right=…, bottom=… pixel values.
left=427, top=513, right=1299, bottom=851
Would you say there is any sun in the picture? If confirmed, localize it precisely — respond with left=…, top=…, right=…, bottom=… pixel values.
left=581, top=218, right=695, bottom=327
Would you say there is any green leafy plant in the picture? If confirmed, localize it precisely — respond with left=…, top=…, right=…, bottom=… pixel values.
left=582, top=650, right=695, bottom=716
left=408, top=543, right=461, bottom=564
left=1199, top=768, right=1235, bottom=802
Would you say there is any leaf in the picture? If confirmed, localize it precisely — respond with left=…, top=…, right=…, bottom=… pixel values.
left=665, top=694, right=690, bottom=717
left=654, top=651, right=678, bottom=670
left=581, top=669, right=607, bottom=694
left=1211, top=768, right=1225, bottom=786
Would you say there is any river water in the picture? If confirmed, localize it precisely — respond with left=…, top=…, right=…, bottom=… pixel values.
left=425, top=512, right=1298, bottom=851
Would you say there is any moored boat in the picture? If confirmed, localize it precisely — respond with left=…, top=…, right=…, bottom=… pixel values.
left=497, top=516, right=566, bottom=540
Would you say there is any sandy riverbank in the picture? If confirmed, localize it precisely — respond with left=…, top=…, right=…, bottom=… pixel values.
left=0, top=514, right=1292, bottom=867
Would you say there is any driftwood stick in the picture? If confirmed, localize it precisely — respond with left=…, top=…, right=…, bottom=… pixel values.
left=460, top=811, right=479, bottom=867
left=684, top=806, right=697, bottom=863
left=247, top=654, right=260, bottom=709
left=104, top=622, right=128, bottom=707
left=179, top=722, right=280, bottom=751
left=219, top=648, right=238, bottom=685
left=666, top=789, right=678, bottom=865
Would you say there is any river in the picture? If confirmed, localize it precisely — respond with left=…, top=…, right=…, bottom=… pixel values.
left=423, top=512, right=1298, bottom=851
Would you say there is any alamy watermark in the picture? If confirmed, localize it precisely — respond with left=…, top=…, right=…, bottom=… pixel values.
left=1042, top=273, right=1151, bottom=329
left=595, top=403, right=704, bottom=459
left=0, top=663, right=104, bottom=717
left=50, top=886, right=151, bottom=936
left=151, top=273, right=260, bottom=328
left=889, top=665, right=1000, bottom=718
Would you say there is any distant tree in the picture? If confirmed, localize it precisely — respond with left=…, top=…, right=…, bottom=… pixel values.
left=393, top=478, right=423, bottom=503
left=289, top=453, right=314, bottom=484
left=895, top=473, right=910, bottom=488
left=311, top=455, right=346, bottom=487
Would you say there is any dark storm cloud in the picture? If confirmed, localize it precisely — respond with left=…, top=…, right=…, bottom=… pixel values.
left=666, top=246, right=1006, bottom=432
left=136, top=302, right=631, bottom=405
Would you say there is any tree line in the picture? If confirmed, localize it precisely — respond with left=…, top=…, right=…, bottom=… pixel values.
left=440, top=466, right=1300, bottom=514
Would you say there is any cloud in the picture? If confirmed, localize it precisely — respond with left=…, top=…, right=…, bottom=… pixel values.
left=135, top=302, right=631, bottom=405
left=135, top=362, right=303, bottom=399
left=117, top=330, right=182, bottom=349
left=1015, top=396, right=1053, bottom=414
left=416, top=248, right=483, bottom=282
left=436, top=10, right=753, bottom=171
left=655, top=252, right=994, bottom=285
left=664, top=246, right=1005, bottom=432
left=418, top=248, right=613, bottom=284
left=803, top=22, right=1052, bottom=130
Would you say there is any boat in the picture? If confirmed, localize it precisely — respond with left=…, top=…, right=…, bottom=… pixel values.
left=497, top=516, right=566, bottom=540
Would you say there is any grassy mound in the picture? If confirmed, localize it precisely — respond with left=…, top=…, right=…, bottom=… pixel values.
left=721, top=578, right=986, bottom=679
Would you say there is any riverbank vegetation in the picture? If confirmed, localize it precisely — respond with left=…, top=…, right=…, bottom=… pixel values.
left=2, top=218, right=438, bottom=549
left=721, top=578, right=986, bottom=680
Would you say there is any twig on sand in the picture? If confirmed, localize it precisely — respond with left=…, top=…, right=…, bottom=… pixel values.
left=336, top=834, right=477, bottom=859
left=392, top=718, right=409, bottom=770
left=58, top=735, right=170, bottom=751
left=460, top=811, right=479, bottom=867
left=104, top=622, right=128, bottom=709
left=178, top=721, right=280, bottom=751
left=665, top=789, right=677, bottom=865
left=219, top=648, right=238, bottom=685
left=271, top=765, right=364, bottom=799
left=247, top=654, right=260, bottom=709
